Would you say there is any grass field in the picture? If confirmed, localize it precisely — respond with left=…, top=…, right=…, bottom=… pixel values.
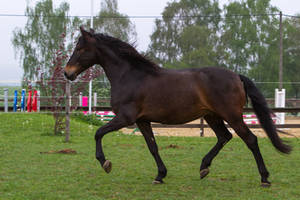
left=0, top=113, right=300, bottom=200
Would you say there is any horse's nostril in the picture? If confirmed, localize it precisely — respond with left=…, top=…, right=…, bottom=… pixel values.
left=64, top=71, right=76, bottom=81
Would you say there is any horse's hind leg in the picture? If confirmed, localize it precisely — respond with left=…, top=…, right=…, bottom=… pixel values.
left=200, top=115, right=232, bottom=179
left=136, top=121, right=167, bottom=184
left=228, top=117, right=271, bottom=187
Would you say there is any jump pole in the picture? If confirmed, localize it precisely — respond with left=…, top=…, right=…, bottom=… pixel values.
left=13, top=90, right=18, bottom=112
left=21, top=89, right=26, bottom=112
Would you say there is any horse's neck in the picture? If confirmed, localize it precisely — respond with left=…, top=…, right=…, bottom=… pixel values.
left=100, top=62, right=131, bottom=87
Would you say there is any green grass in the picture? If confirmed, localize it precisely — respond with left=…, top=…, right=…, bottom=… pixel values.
left=0, top=113, right=300, bottom=200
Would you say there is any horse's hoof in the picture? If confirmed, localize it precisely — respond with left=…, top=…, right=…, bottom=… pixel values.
left=152, top=180, right=164, bottom=184
left=200, top=168, right=210, bottom=179
left=261, top=182, right=271, bottom=188
left=102, top=160, right=112, bottom=173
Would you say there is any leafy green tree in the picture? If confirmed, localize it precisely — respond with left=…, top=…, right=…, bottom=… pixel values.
left=222, top=0, right=279, bottom=76
left=92, top=0, right=137, bottom=42
left=283, top=16, right=300, bottom=98
left=148, top=0, right=221, bottom=68
left=12, top=0, right=81, bottom=81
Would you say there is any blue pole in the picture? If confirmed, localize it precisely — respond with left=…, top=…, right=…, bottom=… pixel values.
left=21, top=89, right=26, bottom=111
left=13, top=90, right=18, bottom=112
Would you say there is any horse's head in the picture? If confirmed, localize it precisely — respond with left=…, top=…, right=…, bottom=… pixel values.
left=64, top=26, right=98, bottom=81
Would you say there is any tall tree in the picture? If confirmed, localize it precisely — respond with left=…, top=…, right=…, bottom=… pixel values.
left=148, top=0, right=221, bottom=68
left=283, top=16, right=300, bottom=98
left=12, top=0, right=81, bottom=81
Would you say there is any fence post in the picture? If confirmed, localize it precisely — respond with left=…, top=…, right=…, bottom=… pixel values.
left=275, top=88, right=285, bottom=124
left=65, top=82, right=71, bottom=142
left=4, top=88, right=8, bottom=112
left=94, top=92, right=97, bottom=107
left=89, top=80, right=92, bottom=114
left=200, top=118, right=204, bottom=137
left=37, top=90, right=40, bottom=112
left=79, top=92, right=82, bottom=106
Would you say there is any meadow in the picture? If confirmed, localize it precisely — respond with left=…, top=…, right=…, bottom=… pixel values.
left=0, top=113, right=300, bottom=200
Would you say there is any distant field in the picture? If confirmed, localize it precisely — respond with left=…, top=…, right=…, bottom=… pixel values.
left=0, top=113, right=300, bottom=200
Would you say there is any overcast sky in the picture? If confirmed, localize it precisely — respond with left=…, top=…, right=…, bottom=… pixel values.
left=0, top=0, right=300, bottom=84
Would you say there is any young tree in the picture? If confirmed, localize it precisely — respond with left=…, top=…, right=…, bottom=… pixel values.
left=35, top=33, right=102, bottom=137
left=12, top=0, right=81, bottom=82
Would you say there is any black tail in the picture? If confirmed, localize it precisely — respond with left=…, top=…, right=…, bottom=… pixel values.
left=239, top=75, right=292, bottom=154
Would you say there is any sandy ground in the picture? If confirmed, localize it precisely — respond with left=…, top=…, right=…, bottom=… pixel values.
left=121, top=116, right=300, bottom=138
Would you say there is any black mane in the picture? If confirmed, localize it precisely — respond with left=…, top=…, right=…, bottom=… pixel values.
left=94, top=34, right=160, bottom=74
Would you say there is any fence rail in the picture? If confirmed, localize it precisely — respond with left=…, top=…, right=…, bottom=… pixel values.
left=1, top=106, right=300, bottom=132
left=1, top=106, right=300, bottom=112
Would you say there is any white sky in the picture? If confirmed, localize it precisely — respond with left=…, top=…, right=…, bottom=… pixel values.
left=0, top=0, right=300, bottom=83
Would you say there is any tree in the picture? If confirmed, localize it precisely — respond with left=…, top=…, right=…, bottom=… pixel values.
left=12, top=0, right=81, bottom=82
left=34, top=33, right=102, bottom=137
left=283, top=16, right=300, bottom=98
left=12, top=0, right=104, bottom=137
left=92, top=0, right=137, bottom=42
left=148, top=0, right=222, bottom=68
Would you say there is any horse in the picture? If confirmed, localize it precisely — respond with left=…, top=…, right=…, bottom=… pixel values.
left=64, top=26, right=291, bottom=187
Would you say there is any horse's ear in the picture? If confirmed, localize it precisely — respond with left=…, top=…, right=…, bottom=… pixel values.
left=80, top=25, right=92, bottom=40
left=90, top=28, right=95, bottom=34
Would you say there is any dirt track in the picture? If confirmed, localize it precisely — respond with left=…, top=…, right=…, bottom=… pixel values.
left=121, top=116, right=300, bottom=138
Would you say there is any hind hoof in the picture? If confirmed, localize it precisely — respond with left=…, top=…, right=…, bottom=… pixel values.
left=152, top=180, right=164, bottom=184
left=200, top=168, right=210, bottom=179
left=102, top=160, right=112, bottom=173
left=261, top=182, right=271, bottom=188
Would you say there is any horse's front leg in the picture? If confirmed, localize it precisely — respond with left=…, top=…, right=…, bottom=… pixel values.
left=95, top=113, right=135, bottom=173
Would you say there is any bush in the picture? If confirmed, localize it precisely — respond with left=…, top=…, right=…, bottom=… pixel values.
left=72, top=112, right=105, bottom=127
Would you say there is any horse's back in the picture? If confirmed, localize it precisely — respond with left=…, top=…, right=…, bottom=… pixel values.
left=137, top=67, right=246, bottom=124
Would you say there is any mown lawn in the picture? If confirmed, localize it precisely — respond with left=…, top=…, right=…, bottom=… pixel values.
left=0, top=113, right=300, bottom=200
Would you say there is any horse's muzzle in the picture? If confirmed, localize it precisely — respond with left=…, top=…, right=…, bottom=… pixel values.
left=64, top=71, right=76, bottom=81
left=64, top=65, right=78, bottom=81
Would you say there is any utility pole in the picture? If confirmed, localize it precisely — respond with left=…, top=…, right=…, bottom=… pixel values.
left=279, top=11, right=283, bottom=90
left=88, top=0, right=94, bottom=114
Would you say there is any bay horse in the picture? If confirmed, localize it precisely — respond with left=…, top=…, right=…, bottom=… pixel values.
left=64, top=26, right=291, bottom=187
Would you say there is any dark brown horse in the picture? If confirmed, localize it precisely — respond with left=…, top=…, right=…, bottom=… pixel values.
left=64, top=26, right=291, bottom=187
